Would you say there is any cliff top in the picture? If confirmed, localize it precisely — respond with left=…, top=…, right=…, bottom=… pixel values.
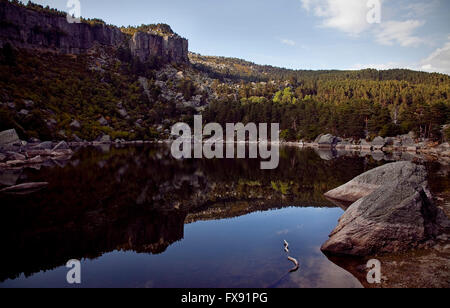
left=1, top=0, right=183, bottom=38
left=120, top=24, right=177, bottom=37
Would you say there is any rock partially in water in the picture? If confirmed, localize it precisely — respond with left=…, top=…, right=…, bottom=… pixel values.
left=0, top=182, right=48, bottom=194
left=322, top=162, right=450, bottom=256
left=0, top=169, right=21, bottom=186
left=52, top=141, right=69, bottom=151
left=31, top=141, right=54, bottom=150
left=6, top=151, right=25, bottom=161
left=371, top=137, right=385, bottom=150
left=99, top=135, right=111, bottom=144
left=317, top=134, right=339, bottom=148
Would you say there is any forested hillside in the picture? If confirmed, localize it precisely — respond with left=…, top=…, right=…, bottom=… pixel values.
left=191, top=54, right=450, bottom=141
left=0, top=0, right=448, bottom=143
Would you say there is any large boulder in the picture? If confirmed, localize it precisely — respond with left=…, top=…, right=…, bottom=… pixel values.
left=371, top=137, right=385, bottom=150
left=0, top=129, right=20, bottom=147
left=99, top=135, right=111, bottom=144
left=322, top=162, right=449, bottom=256
left=317, top=134, right=339, bottom=148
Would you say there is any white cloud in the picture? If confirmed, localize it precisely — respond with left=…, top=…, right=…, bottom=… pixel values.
left=351, top=36, right=450, bottom=75
left=281, top=39, right=296, bottom=46
left=420, top=37, right=450, bottom=75
left=300, top=0, right=430, bottom=48
left=375, top=20, right=425, bottom=47
left=300, top=0, right=372, bottom=35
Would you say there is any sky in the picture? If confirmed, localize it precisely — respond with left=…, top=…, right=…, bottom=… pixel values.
left=21, top=0, right=450, bottom=74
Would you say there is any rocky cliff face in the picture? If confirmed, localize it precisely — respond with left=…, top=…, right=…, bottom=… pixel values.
left=130, top=31, right=188, bottom=64
left=0, top=1, right=188, bottom=64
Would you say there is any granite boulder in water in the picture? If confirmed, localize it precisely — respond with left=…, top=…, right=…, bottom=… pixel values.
left=322, top=162, right=450, bottom=256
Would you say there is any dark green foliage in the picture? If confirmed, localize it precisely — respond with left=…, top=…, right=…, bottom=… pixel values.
left=379, top=123, right=401, bottom=138
left=0, top=108, right=20, bottom=132
left=120, top=24, right=175, bottom=36
left=444, top=126, right=450, bottom=142
left=20, top=109, right=53, bottom=140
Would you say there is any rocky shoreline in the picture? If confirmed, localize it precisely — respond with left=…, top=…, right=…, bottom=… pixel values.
left=296, top=133, right=449, bottom=155
left=283, top=133, right=450, bottom=164
left=0, top=129, right=162, bottom=171
left=2, top=127, right=450, bottom=172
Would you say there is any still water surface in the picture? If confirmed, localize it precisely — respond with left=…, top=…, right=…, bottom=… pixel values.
left=0, top=145, right=445, bottom=288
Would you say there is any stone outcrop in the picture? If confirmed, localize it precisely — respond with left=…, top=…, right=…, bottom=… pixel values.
left=0, top=129, right=20, bottom=148
left=322, top=162, right=450, bottom=256
left=317, top=134, right=339, bottom=148
left=0, top=1, right=189, bottom=64
left=130, top=31, right=188, bottom=64
left=371, top=136, right=385, bottom=150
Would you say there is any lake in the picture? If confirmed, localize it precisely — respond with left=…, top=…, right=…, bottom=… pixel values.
left=0, top=144, right=446, bottom=288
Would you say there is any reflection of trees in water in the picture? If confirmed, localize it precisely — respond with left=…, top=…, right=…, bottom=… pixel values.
left=0, top=145, right=385, bottom=282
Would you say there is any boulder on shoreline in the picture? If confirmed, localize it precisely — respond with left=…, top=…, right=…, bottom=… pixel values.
left=371, top=137, right=385, bottom=150
left=322, top=162, right=450, bottom=256
left=0, top=129, right=20, bottom=148
left=317, top=134, right=339, bottom=148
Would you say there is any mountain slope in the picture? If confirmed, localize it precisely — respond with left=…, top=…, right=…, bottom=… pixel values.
left=0, top=0, right=449, bottom=143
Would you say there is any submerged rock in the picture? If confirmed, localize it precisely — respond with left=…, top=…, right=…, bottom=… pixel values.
left=0, top=182, right=48, bottom=194
left=322, top=162, right=449, bottom=256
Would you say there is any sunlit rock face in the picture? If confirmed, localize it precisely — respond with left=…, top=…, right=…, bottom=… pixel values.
left=130, top=32, right=188, bottom=64
left=322, top=162, right=450, bottom=256
left=0, top=1, right=189, bottom=64
left=0, top=1, right=124, bottom=53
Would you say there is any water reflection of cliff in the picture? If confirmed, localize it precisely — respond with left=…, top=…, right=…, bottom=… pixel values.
left=0, top=145, right=386, bottom=282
